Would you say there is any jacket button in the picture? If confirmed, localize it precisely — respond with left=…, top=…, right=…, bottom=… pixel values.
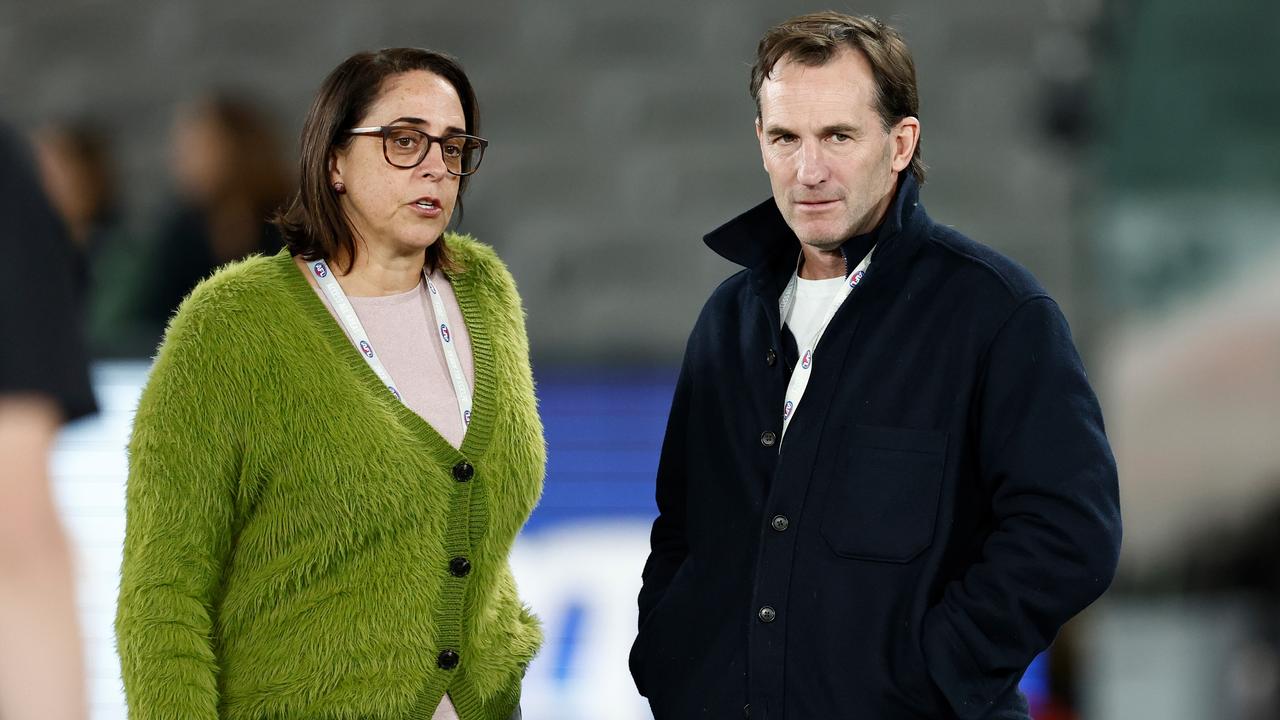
left=452, top=461, right=474, bottom=482
left=758, top=605, right=777, bottom=623
left=766, top=349, right=777, bottom=367
left=760, top=431, right=776, bottom=447
left=449, top=556, right=472, bottom=577
left=770, top=515, right=790, bottom=532
left=437, top=649, right=460, bottom=669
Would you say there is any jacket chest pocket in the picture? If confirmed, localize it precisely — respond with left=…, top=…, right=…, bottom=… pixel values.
left=819, top=425, right=948, bottom=563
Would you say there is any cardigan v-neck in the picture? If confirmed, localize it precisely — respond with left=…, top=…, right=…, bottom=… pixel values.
left=280, top=249, right=497, bottom=465
left=300, top=265, right=475, bottom=450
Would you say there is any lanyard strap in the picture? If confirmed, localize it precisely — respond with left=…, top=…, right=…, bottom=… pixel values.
left=310, top=259, right=473, bottom=428
left=777, top=247, right=874, bottom=445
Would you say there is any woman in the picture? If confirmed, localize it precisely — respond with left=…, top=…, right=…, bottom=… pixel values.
left=115, top=49, right=543, bottom=720
left=134, top=93, right=290, bottom=343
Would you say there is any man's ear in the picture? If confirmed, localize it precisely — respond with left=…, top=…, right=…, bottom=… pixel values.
left=890, top=116, right=920, bottom=174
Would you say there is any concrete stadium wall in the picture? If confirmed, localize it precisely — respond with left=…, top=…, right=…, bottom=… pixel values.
left=2, top=0, right=1087, bottom=362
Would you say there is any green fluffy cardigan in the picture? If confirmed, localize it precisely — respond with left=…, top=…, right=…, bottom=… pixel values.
left=116, top=235, right=545, bottom=720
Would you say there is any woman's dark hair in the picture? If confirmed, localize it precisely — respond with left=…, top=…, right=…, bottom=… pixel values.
left=273, top=48, right=481, bottom=273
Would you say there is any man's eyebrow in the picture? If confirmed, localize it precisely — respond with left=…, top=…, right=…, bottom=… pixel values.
left=820, top=123, right=861, bottom=136
left=763, top=123, right=862, bottom=137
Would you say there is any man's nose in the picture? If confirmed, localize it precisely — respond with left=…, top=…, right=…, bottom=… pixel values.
left=795, top=140, right=828, bottom=185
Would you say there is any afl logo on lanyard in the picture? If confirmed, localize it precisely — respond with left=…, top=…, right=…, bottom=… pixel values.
left=312, top=257, right=473, bottom=432
left=778, top=245, right=874, bottom=448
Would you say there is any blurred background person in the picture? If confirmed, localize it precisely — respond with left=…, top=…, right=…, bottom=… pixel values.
left=33, top=120, right=155, bottom=358
left=0, top=120, right=96, bottom=720
left=131, top=92, right=289, bottom=343
left=32, top=121, right=119, bottom=261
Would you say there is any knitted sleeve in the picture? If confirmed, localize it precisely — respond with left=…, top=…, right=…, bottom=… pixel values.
left=115, top=282, right=248, bottom=720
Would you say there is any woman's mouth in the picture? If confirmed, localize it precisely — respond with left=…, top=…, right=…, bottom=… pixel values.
left=409, top=197, right=443, bottom=218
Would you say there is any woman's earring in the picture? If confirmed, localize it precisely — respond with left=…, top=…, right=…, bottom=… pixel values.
left=333, top=181, right=346, bottom=194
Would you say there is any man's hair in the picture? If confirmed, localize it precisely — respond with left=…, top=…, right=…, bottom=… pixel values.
left=750, top=12, right=925, bottom=184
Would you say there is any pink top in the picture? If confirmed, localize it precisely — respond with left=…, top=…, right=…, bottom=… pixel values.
left=310, top=268, right=472, bottom=719
left=312, top=268, right=475, bottom=450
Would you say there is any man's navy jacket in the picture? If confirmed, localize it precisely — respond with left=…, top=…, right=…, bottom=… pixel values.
left=630, top=174, right=1122, bottom=720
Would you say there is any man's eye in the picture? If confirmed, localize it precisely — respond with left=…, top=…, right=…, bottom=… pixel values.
left=775, top=135, right=797, bottom=144
left=831, top=133, right=851, bottom=143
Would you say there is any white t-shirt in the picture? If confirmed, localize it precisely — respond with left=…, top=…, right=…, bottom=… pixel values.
left=784, top=274, right=849, bottom=354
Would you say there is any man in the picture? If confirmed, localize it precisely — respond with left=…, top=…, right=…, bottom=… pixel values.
left=0, top=121, right=96, bottom=720
left=630, top=12, right=1121, bottom=720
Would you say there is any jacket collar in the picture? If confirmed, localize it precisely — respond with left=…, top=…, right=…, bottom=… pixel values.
left=703, top=172, right=926, bottom=291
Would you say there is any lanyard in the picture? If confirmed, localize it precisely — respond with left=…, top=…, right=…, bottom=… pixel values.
left=309, top=259, right=473, bottom=428
left=777, top=246, right=874, bottom=445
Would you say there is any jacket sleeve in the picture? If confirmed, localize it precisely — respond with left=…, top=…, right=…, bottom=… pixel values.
left=629, top=349, right=693, bottom=692
left=115, top=295, right=244, bottom=720
left=923, top=295, right=1122, bottom=719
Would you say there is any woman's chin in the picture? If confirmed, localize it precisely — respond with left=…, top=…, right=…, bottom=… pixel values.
left=374, top=231, right=444, bottom=256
